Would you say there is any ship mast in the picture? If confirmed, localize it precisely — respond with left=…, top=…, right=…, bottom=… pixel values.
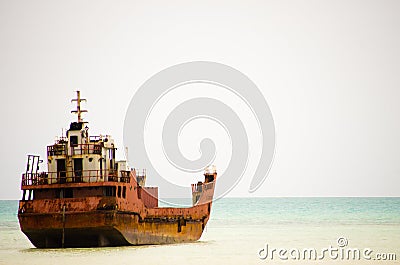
left=71, top=90, right=87, bottom=122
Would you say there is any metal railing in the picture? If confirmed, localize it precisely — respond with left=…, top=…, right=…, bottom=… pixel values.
left=70, top=143, right=102, bottom=155
left=21, top=169, right=132, bottom=186
left=136, top=168, right=146, bottom=177
left=47, top=145, right=67, bottom=156
left=191, top=181, right=214, bottom=193
left=47, top=143, right=102, bottom=156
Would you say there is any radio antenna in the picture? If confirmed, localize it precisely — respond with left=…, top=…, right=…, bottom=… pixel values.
left=71, top=90, right=87, bottom=122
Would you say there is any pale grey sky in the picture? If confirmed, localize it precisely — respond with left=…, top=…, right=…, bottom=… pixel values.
left=0, top=0, right=399, bottom=199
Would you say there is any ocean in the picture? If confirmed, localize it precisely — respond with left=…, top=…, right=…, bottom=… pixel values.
left=0, top=198, right=399, bottom=265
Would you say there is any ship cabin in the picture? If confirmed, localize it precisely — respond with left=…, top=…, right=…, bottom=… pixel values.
left=20, top=91, right=156, bottom=207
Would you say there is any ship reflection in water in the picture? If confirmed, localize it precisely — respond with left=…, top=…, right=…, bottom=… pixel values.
left=18, top=91, right=217, bottom=248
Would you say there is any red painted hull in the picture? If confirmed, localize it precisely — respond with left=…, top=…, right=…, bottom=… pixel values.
left=18, top=172, right=215, bottom=248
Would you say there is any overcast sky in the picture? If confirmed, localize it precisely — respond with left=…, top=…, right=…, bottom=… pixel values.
left=0, top=0, right=399, bottom=199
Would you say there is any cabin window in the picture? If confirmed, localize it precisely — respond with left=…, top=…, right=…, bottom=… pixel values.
left=122, top=186, right=126, bottom=198
left=104, top=187, right=116, bottom=197
left=70, top=136, right=78, bottom=146
left=117, top=186, right=121, bottom=198
left=57, top=159, right=66, bottom=184
left=65, top=188, right=73, bottom=198
left=73, top=158, right=83, bottom=183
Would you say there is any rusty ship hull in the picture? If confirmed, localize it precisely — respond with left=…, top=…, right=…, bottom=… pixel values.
left=18, top=170, right=215, bottom=248
left=19, top=209, right=209, bottom=248
left=18, top=91, right=217, bottom=248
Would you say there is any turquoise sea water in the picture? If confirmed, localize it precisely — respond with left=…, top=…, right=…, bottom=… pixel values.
left=1, top=198, right=399, bottom=265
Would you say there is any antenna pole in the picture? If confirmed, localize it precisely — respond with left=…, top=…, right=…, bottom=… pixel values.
left=71, top=90, right=87, bottom=123
left=77, top=90, right=82, bottom=122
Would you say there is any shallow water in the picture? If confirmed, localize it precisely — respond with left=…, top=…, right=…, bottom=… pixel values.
left=1, top=198, right=399, bottom=265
